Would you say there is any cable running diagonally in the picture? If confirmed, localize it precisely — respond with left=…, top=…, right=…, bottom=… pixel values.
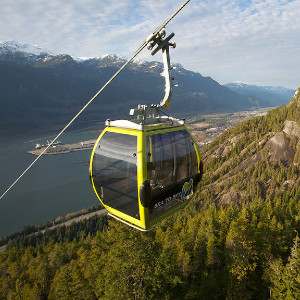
left=0, top=0, right=191, bottom=201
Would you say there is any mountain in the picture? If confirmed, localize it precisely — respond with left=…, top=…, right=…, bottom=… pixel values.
left=225, top=82, right=294, bottom=107
left=0, top=41, right=52, bottom=56
left=0, top=41, right=253, bottom=136
left=0, top=89, right=299, bottom=299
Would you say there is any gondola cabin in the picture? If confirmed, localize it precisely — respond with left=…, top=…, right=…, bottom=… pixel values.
left=89, top=116, right=203, bottom=231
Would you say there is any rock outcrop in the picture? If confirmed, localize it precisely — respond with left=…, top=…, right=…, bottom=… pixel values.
left=265, top=132, right=295, bottom=165
left=283, top=120, right=300, bottom=138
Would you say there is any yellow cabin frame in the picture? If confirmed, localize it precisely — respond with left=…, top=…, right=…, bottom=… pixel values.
left=89, top=124, right=202, bottom=231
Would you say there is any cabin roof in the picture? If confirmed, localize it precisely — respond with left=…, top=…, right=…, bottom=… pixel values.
left=105, top=116, right=185, bottom=131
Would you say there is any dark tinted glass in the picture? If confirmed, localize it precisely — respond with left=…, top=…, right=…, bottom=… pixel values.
left=174, top=130, right=198, bottom=180
left=147, top=130, right=198, bottom=219
left=92, top=132, right=139, bottom=219
left=149, top=133, right=175, bottom=188
left=174, top=131, right=190, bottom=181
left=186, top=134, right=198, bottom=176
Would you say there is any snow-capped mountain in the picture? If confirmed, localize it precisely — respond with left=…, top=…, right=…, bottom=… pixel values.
left=226, top=82, right=293, bottom=94
left=0, top=40, right=59, bottom=65
left=0, top=41, right=191, bottom=76
left=0, top=41, right=191, bottom=79
left=0, top=41, right=53, bottom=56
left=225, top=82, right=294, bottom=106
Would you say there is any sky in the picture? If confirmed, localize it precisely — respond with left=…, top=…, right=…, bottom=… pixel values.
left=0, top=0, right=299, bottom=88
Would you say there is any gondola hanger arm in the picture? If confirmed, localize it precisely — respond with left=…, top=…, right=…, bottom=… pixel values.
left=147, top=29, right=176, bottom=108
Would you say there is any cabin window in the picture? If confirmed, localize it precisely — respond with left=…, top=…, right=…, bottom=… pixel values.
left=147, top=130, right=198, bottom=217
left=92, top=132, right=139, bottom=219
left=148, top=130, right=197, bottom=188
left=173, top=130, right=190, bottom=181
left=149, top=132, right=175, bottom=188
left=173, top=130, right=198, bottom=180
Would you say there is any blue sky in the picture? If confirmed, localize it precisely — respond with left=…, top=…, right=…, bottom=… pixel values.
left=0, top=0, right=299, bottom=88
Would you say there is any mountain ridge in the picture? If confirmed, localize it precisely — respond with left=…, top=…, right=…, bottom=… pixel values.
left=0, top=41, right=295, bottom=138
left=225, top=82, right=294, bottom=107
left=0, top=41, right=253, bottom=136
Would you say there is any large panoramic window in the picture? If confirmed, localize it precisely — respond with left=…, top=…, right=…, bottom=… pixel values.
left=147, top=130, right=198, bottom=218
left=92, top=132, right=139, bottom=219
left=173, top=130, right=198, bottom=181
left=149, top=132, right=175, bottom=188
left=148, top=130, right=198, bottom=188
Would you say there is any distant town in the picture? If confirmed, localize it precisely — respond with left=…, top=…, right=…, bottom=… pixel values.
left=188, top=107, right=273, bottom=146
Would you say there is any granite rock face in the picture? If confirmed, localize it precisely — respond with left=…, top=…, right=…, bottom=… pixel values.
left=283, top=120, right=300, bottom=138
left=266, top=132, right=295, bottom=165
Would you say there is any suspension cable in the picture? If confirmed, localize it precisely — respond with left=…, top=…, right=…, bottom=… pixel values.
left=0, top=0, right=191, bottom=201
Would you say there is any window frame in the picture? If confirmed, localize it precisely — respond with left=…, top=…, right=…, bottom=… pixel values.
left=90, top=127, right=146, bottom=229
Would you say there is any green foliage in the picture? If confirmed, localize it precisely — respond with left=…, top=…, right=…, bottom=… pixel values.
left=269, top=236, right=300, bottom=299
left=4, top=214, right=107, bottom=249
left=49, top=261, right=95, bottom=300
left=0, top=194, right=299, bottom=299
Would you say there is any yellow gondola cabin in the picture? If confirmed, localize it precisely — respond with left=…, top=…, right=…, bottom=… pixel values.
left=89, top=116, right=203, bottom=231
left=90, top=27, right=203, bottom=231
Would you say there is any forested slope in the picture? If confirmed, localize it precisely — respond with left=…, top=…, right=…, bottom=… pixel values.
left=0, top=90, right=300, bottom=299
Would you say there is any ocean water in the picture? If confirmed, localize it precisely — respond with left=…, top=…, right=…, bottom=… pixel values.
left=0, top=127, right=103, bottom=238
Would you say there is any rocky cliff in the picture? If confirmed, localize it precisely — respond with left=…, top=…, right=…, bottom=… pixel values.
left=198, top=88, right=300, bottom=206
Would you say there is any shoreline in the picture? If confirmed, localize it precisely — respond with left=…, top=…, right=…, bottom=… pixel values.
left=29, top=139, right=96, bottom=156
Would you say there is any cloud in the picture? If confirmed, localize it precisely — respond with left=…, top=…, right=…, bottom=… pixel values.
left=0, top=0, right=299, bottom=88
